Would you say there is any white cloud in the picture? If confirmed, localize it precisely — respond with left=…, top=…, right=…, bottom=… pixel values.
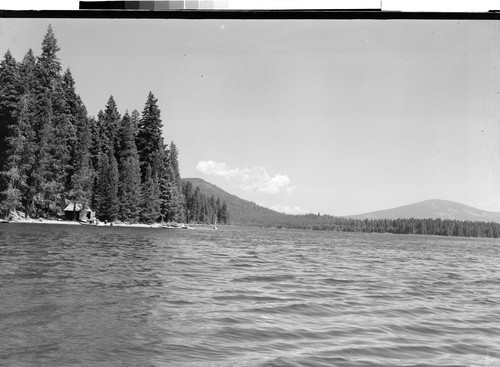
left=196, top=161, right=243, bottom=179
left=196, top=160, right=294, bottom=195
left=269, top=204, right=303, bottom=215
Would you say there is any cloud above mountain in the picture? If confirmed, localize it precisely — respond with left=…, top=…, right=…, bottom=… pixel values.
left=269, top=204, right=303, bottom=215
left=196, top=160, right=295, bottom=195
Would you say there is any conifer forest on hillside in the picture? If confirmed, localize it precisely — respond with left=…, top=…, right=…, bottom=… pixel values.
left=0, top=25, right=228, bottom=225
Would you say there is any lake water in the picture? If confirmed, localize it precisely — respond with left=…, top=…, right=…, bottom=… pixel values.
left=0, top=223, right=499, bottom=366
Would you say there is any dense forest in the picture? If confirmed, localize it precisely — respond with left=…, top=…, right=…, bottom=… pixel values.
left=232, top=208, right=500, bottom=239
left=182, top=180, right=228, bottom=224
left=0, top=25, right=229, bottom=225
left=262, top=214, right=500, bottom=238
left=187, top=178, right=500, bottom=238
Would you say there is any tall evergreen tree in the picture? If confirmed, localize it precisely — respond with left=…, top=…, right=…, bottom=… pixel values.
left=158, top=149, right=172, bottom=222
left=91, top=96, right=120, bottom=169
left=90, top=111, right=106, bottom=170
left=130, top=109, right=140, bottom=138
left=51, top=75, right=76, bottom=200
left=91, top=96, right=120, bottom=208
left=220, top=202, right=228, bottom=224
left=181, top=180, right=193, bottom=222
left=0, top=50, right=21, bottom=182
left=18, top=49, right=37, bottom=93
left=94, top=151, right=119, bottom=221
left=17, top=49, right=39, bottom=215
left=107, top=152, right=119, bottom=221
left=117, top=112, right=138, bottom=162
left=140, top=164, right=160, bottom=223
left=216, top=197, right=222, bottom=223
left=102, top=95, right=121, bottom=155
left=64, top=69, right=94, bottom=208
left=28, top=24, right=71, bottom=216
left=166, top=142, right=185, bottom=221
left=0, top=95, right=35, bottom=217
left=209, top=195, right=216, bottom=224
left=136, top=92, right=163, bottom=178
left=118, top=156, right=141, bottom=222
left=117, top=112, right=141, bottom=222
left=36, top=24, right=61, bottom=84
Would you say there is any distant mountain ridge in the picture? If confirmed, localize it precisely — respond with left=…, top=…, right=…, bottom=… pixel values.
left=182, top=179, right=500, bottom=227
left=348, top=199, right=500, bottom=224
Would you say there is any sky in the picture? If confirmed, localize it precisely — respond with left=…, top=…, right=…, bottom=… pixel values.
left=1, top=16, right=499, bottom=216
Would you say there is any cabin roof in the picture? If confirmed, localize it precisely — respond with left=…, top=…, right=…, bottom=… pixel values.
left=63, top=203, right=93, bottom=212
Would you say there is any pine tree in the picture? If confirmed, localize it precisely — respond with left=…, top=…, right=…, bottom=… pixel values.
left=0, top=95, right=35, bottom=217
left=221, top=202, right=228, bottom=224
left=0, top=50, right=21, bottom=181
left=118, top=156, right=141, bottom=222
left=90, top=111, right=106, bottom=169
left=209, top=195, right=216, bottom=224
left=70, top=156, right=94, bottom=217
left=166, top=142, right=185, bottom=221
left=182, top=180, right=194, bottom=222
left=102, top=95, right=121, bottom=156
left=16, top=49, right=38, bottom=215
left=107, top=152, right=119, bottom=221
left=94, top=151, right=119, bottom=221
left=117, top=112, right=138, bottom=162
left=93, top=154, right=107, bottom=220
left=52, top=74, right=76, bottom=198
left=158, top=149, right=173, bottom=222
left=130, top=109, right=140, bottom=138
left=140, top=164, right=160, bottom=223
left=91, top=96, right=120, bottom=169
left=216, top=197, right=222, bottom=223
left=191, top=186, right=201, bottom=222
left=28, top=24, right=70, bottom=217
left=36, top=24, right=61, bottom=84
left=91, top=97, right=120, bottom=207
left=18, top=49, right=37, bottom=93
left=117, top=112, right=141, bottom=222
left=136, top=92, right=163, bottom=178
left=70, top=116, right=94, bottom=216
left=64, top=69, right=94, bottom=208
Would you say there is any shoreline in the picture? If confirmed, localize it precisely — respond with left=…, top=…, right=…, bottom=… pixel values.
left=3, top=218, right=213, bottom=229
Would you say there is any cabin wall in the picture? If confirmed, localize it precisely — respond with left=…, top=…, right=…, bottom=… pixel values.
left=64, top=210, right=80, bottom=221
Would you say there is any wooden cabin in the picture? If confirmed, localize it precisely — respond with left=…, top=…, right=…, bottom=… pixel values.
left=64, top=203, right=95, bottom=222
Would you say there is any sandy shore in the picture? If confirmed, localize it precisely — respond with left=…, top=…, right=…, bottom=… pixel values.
left=4, top=218, right=213, bottom=229
left=6, top=218, right=81, bottom=226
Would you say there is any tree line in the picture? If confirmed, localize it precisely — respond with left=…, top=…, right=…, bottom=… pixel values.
left=182, top=180, right=228, bottom=225
left=0, top=25, right=229, bottom=225
left=249, top=213, right=500, bottom=238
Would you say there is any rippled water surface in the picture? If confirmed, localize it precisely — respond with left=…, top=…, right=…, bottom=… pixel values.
left=1, top=223, right=499, bottom=366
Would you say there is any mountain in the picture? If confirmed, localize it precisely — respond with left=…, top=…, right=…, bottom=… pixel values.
left=348, top=199, right=500, bottom=223
left=183, top=179, right=500, bottom=226
left=182, top=178, right=285, bottom=225
left=181, top=181, right=500, bottom=237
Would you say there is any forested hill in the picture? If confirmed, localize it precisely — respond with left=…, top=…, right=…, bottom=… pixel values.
left=182, top=178, right=281, bottom=225
left=348, top=199, right=500, bottom=224
left=182, top=178, right=500, bottom=238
